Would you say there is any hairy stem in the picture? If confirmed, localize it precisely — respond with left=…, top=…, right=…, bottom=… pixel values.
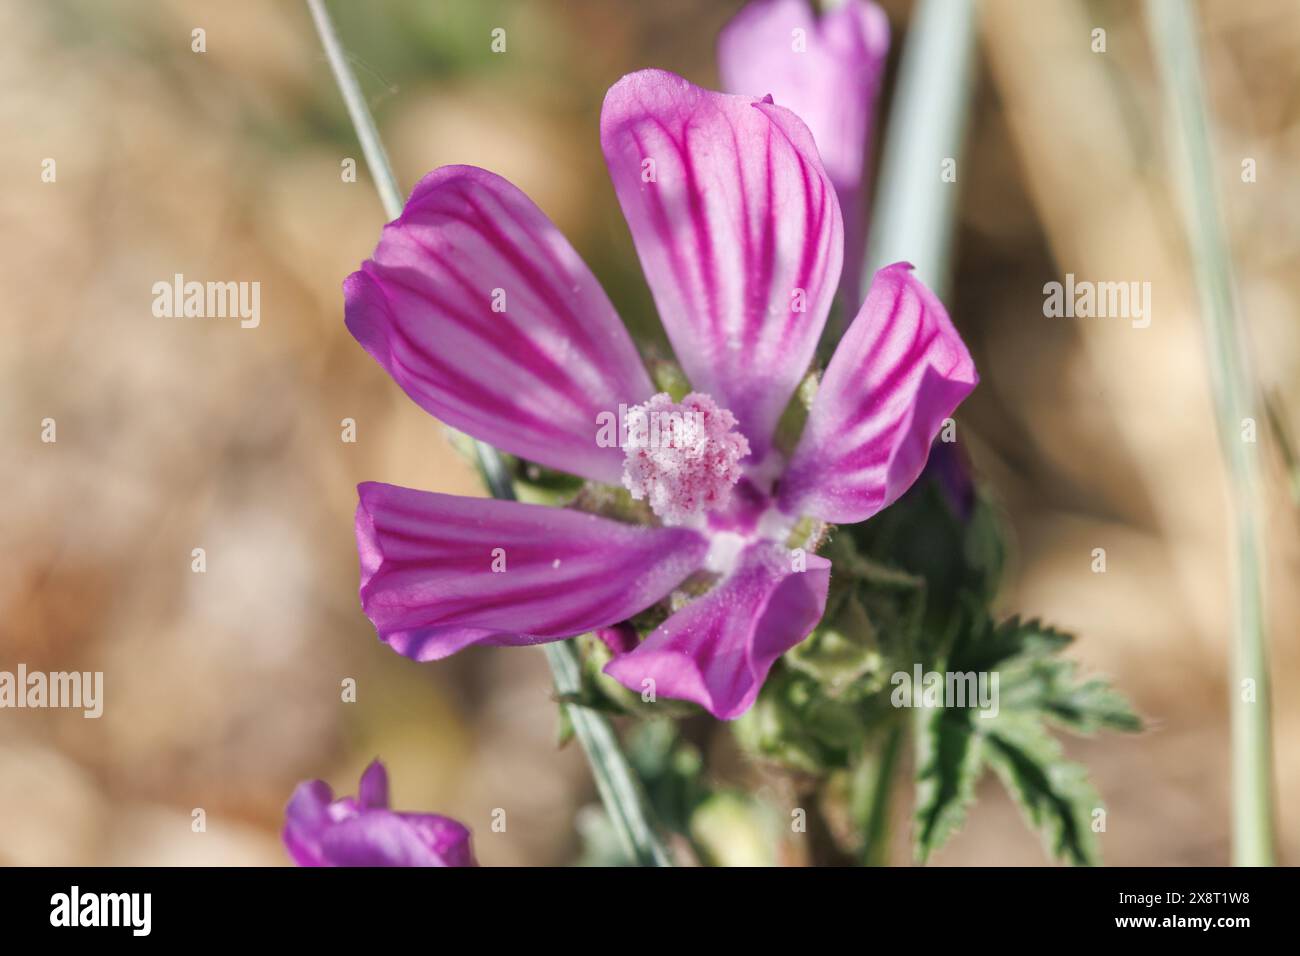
left=306, top=0, right=672, bottom=867
left=858, top=722, right=904, bottom=866
left=305, top=0, right=404, bottom=220
left=857, top=0, right=978, bottom=861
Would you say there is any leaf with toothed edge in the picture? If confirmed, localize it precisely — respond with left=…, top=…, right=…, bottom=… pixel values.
left=911, top=610, right=1140, bottom=866
left=983, top=714, right=1104, bottom=867
left=913, top=702, right=984, bottom=863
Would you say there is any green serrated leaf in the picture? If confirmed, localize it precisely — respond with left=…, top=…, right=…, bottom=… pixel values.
left=1041, top=675, right=1144, bottom=734
left=953, top=615, right=1143, bottom=737
left=912, top=702, right=983, bottom=863
left=949, top=613, right=1073, bottom=674
left=982, top=714, right=1103, bottom=866
left=909, top=608, right=1139, bottom=865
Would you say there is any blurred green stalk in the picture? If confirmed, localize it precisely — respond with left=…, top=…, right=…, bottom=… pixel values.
left=306, top=0, right=671, bottom=867
left=856, top=721, right=904, bottom=867
left=865, top=0, right=977, bottom=300
left=858, top=0, right=978, bottom=864
left=305, top=0, right=403, bottom=221
left=475, top=441, right=670, bottom=866
left=1147, top=0, right=1275, bottom=866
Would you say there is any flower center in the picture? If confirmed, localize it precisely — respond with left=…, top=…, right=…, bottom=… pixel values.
left=621, top=392, right=750, bottom=525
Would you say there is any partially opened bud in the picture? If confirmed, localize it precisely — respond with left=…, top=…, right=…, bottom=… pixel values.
left=719, top=0, right=891, bottom=308
left=283, top=760, right=477, bottom=867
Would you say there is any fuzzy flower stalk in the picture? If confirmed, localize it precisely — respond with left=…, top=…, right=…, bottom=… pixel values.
left=345, top=68, right=976, bottom=720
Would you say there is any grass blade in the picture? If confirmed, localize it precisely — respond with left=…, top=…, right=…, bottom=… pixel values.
left=1146, top=0, right=1276, bottom=867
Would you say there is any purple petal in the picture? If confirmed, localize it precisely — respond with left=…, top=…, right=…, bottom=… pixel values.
left=357, top=759, right=389, bottom=810
left=399, top=812, right=478, bottom=868
left=600, top=69, right=843, bottom=462
left=283, top=762, right=478, bottom=868
left=319, top=811, right=450, bottom=867
left=719, top=0, right=890, bottom=308
left=720, top=0, right=889, bottom=205
left=603, top=542, right=830, bottom=720
left=778, top=263, right=977, bottom=524
left=356, top=482, right=708, bottom=661
left=282, top=779, right=334, bottom=867
left=345, top=165, right=654, bottom=484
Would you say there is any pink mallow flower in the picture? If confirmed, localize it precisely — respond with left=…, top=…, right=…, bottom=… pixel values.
left=719, top=0, right=891, bottom=309
left=345, top=69, right=976, bottom=720
left=284, top=760, right=476, bottom=867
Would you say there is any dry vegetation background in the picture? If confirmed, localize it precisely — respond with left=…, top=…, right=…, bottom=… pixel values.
left=1, top=0, right=1297, bottom=866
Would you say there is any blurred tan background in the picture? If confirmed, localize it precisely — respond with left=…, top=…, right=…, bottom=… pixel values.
left=0, top=0, right=1296, bottom=865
